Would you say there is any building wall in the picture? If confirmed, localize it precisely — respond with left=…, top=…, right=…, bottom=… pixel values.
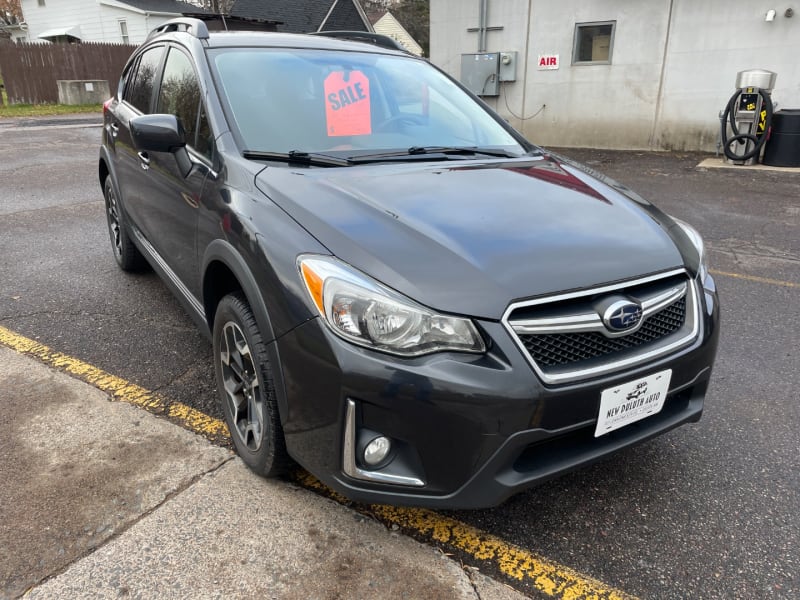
left=655, top=2, right=799, bottom=151
left=431, top=0, right=800, bottom=151
left=20, top=0, right=177, bottom=45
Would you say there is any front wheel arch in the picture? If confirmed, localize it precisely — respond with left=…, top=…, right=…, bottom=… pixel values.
left=99, top=159, right=110, bottom=190
left=202, top=240, right=275, bottom=342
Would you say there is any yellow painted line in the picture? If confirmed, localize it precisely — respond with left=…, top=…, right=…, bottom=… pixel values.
left=296, top=472, right=637, bottom=600
left=0, top=324, right=229, bottom=441
left=1, top=324, right=634, bottom=599
left=710, top=269, right=799, bottom=289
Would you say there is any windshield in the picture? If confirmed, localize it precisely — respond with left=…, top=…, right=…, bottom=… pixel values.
left=210, top=48, right=526, bottom=157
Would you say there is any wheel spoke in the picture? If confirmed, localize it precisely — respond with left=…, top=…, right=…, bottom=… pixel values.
left=249, top=388, right=262, bottom=429
left=222, top=326, right=245, bottom=378
left=223, top=376, right=244, bottom=400
left=242, top=422, right=257, bottom=449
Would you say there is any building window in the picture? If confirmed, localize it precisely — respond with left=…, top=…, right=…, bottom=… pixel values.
left=119, top=20, right=129, bottom=44
left=573, top=21, right=615, bottom=65
left=37, top=0, right=46, bottom=6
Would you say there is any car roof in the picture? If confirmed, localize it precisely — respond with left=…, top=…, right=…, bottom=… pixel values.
left=202, top=31, right=409, bottom=56
left=144, top=18, right=412, bottom=56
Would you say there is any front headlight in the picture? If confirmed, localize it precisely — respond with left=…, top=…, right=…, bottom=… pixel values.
left=298, top=255, right=485, bottom=356
left=673, top=218, right=709, bottom=282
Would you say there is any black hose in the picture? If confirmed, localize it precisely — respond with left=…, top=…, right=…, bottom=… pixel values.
left=721, top=87, right=773, bottom=161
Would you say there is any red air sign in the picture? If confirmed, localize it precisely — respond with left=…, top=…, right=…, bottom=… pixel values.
left=537, top=54, right=559, bottom=70
left=324, top=70, right=372, bottom=137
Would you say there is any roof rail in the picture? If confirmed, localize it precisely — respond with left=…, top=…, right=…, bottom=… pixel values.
left=310, top=31, right=409, bottom=53
left=146, top=17, right=210, bottom=41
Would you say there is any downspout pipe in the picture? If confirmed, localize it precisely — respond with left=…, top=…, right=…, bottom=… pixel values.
left=479, top=0, right=488, bottom=52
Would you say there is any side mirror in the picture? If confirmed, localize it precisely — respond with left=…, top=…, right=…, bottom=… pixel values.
left=130, top=114, right=186, bottom=152
left=130, top=114, right=192, bottom=177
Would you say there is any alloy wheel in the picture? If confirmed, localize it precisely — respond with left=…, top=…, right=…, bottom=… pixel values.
left=219, top=321, right=264, bottom=451
left=105, top=185, right=123, bottom=259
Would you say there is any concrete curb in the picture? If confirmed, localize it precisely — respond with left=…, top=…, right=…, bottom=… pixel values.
left=696, top=157, right=800, bottom=173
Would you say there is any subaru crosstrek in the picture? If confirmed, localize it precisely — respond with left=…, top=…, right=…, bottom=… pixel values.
left=99, top=19, right=719, bottom=508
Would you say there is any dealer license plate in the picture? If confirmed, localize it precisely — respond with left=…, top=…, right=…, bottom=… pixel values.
left=594, top=369, right=672, bottom=437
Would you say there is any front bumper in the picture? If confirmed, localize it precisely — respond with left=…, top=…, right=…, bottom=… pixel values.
left=275, top=279, right=720, bottom=509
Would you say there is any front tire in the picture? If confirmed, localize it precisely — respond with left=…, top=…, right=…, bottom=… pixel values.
left=213, top=293, right=290, bottom=477
left=103, top=175, right=146, bottom=272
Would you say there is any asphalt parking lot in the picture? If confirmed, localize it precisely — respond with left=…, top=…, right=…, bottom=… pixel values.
left=1, top=116, right=798, bottom=599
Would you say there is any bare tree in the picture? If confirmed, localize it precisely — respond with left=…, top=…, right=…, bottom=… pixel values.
left=0, top=0, right=23, bottom=26
left=390, top=0, right=428, bottom=56
left=190, top=0, right=235, bottom=14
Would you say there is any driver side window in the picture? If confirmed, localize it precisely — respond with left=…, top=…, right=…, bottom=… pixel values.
left=157, top=47, right=214, bottom=162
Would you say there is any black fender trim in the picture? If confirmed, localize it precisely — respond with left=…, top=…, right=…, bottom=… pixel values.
left=202, top=239, right=275, bottom=341
left=98, top=148, right=119, bottom=201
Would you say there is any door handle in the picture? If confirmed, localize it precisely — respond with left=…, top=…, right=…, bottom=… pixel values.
left=109, top=123, right=119, bottom=137
left=137, top=152, right=150, bottom=170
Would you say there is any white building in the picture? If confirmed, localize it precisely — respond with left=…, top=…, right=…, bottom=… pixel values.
left=19, top=0, right=202, bottom=45
left=367, top=9, right=423, bottom=56
left=431, top=0, right=800, bottom=151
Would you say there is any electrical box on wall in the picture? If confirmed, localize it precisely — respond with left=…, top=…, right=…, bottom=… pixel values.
left=460, top=53, right=500, bottom=96
left=460, top=52, right=517, bottom=96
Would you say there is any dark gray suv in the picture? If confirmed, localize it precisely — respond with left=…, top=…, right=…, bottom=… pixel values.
left=99, top=18, right=719, bottom=508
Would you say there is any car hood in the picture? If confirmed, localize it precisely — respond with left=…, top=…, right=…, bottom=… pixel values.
left=255, top=155, right=688, bottom=320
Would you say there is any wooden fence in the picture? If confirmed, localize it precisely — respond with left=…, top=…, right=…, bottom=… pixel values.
left=0, top=42, right=136, bottom=105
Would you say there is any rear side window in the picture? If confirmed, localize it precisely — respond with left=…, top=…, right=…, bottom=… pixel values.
left=124, top=46, right=164, bottom=114
left=157, top=47, right=213, bottom=161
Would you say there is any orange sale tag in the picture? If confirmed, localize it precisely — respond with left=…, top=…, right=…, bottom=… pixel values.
left=324, top=70, right=371, bottom=137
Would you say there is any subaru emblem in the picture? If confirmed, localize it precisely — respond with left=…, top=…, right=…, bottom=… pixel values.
left=603, top=301, right=643, bottom=332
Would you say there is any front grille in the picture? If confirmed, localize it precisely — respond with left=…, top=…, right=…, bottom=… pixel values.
left=518, top=297, right=686, bottom=368
left=502, top=269, right=699, bottom=384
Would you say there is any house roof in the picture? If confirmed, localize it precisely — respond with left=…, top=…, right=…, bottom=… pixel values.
left=321, top=0, right=370, bottom=31
left=112, top=0, right=210, bottom=15
left=365, top=9, right=388, bottom=25
left=230, top=0, right=370, bottom=34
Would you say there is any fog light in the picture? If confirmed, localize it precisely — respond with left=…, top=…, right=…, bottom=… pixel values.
left=363, top=436, right=392, bottom=466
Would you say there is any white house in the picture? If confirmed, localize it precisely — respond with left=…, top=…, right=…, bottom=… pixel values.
left=367, top=8, right=423, bottom=56
left=18, top=0, right=203, bottom=45
left=431, top=0, right=800, bottom=151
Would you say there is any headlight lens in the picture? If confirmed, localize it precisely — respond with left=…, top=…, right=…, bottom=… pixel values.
left=673, top=218, right=708, bottom=282
left=298, top=255, right=485, bottom=356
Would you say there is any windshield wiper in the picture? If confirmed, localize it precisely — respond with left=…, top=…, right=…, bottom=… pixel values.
left=347, top=146, right=536, bottom=164
left=242, top=150, right=351, bottom=167
left=408, top=146, right=524, bottom=158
